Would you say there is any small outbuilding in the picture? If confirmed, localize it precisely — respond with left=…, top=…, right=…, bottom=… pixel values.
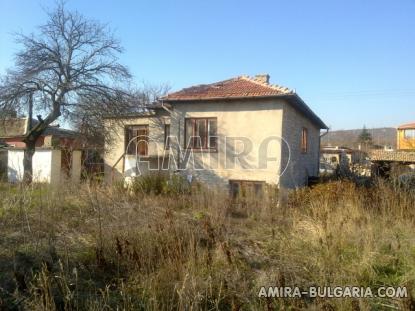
left=0, top=117, right=82, bottom=183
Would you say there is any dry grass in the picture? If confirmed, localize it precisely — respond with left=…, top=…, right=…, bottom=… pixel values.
left=0, top=177, right=415, bottom=310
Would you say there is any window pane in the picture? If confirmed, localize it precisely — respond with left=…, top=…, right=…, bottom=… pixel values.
left=301, top=128, right=308, bottom=153
left=230, top=181, right=240, bottom=199
left=195, top=119, right=207, bottom=148
left=208, top=119, right=217, bottom=148
left=405, top=129, right=415, bottom=139
left=185, top=118, right=217, bottom=149
left=125, top=126, right=148, bottom=155
left=164, top=124, right=170, bottom=149
left=194, top=120, right=200, bottom=148
left=254, top=183, right=264, bottom=197
left=185, top=119, right=193, bottom=148
left=125, top=127, right=135, bottom=155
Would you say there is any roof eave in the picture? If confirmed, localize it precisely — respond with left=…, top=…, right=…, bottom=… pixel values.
left=147, top=102, right=172, bottom=109
left=398, top=125, right=415, bottom=130
left=284, top=94, right=329, bottom=130
left=161, top=94, right=288, bottom=102
left=102, top=113, right=156, bottom=120
left=163, top=94, right=328, bottom=129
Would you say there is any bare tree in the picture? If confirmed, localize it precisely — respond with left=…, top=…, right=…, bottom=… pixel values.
left=0, top=107, right=17, bottom=119
left=71, top=82, right=170, bottom=149
left=138, top=82, right=171, bottom=105
left=0, top=2, right=131, bottom=183
left=71, top=90, right=140, bottom=148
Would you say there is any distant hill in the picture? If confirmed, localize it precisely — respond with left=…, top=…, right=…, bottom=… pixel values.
left=321, top=127, right=397, bottom=149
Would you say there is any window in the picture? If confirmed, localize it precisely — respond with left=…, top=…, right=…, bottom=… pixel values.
left=230, top=181, right=240, bottom=199
left=229, top=180, right=264, bottom=199
left=125, top=125, right=148, bottom=156
left=164, top=124, right=170, bottom=150
left=301, top=128, right=308, bottom=153
left=185, top=118, right=217, bottom=150
left=404, top=129, right=415, bottom=140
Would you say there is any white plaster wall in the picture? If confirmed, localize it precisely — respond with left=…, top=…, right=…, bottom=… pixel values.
left=103, top=111, right=170, bottom=183
left=124, top=155, right=153, bottom=177
left=7, top=150, right=24, bottom=182
left=170, top=99, right=284, bottom=187
left=8, top=149, right=54, bottom=183
left=35, top=150, right=53, bottom=183
left=103, top=99, right=324, bottom=190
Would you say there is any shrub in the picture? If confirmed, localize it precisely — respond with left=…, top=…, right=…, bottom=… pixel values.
left=130, top=173, right=191, bottom=196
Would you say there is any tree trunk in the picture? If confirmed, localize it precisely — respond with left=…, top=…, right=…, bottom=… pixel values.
left=23, top=94, right=35, bottom=183
left=22, top=95, right=61, bottom=183
left=23, top=140, right=36, bottom=183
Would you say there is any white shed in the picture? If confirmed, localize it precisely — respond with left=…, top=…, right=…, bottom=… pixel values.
left=7, top=148, right=82, bottom=184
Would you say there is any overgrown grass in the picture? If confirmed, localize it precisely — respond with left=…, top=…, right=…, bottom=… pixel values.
left=1, top=176, right=415, bottom=310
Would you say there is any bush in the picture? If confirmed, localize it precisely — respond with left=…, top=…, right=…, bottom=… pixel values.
left=397, top=172, right=415, bottom=189
left=130, top=173, right=191, bottom=196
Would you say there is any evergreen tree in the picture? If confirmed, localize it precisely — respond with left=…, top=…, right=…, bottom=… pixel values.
left=358, top=125, right=373, bottom=148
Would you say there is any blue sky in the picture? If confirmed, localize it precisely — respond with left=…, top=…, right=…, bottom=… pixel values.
left=0, top=0, right=414, bottom=130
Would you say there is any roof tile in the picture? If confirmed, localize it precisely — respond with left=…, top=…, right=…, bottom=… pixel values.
left=162, top=76, right=294, bottom=101
left=370, top=150, right=415, bottom=162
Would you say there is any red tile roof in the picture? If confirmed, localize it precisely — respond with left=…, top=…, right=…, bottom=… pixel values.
left=162, top=76, right=294, bottom=101
left=398, top=122, right=415, bottom=130
left=161, top=75, right=328, bottom=129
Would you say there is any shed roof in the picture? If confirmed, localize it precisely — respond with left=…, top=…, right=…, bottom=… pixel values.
left=398, top=122, right=415, bottom=130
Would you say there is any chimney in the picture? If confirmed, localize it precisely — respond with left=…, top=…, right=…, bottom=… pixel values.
left=254, top=74, right=270, bottom=84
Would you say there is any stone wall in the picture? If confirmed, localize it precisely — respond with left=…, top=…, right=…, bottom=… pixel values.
left=280, top=102, right=321, bottom=189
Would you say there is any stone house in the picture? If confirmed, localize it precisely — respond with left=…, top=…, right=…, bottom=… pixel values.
left=104, top=74, right=328, bottom=191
